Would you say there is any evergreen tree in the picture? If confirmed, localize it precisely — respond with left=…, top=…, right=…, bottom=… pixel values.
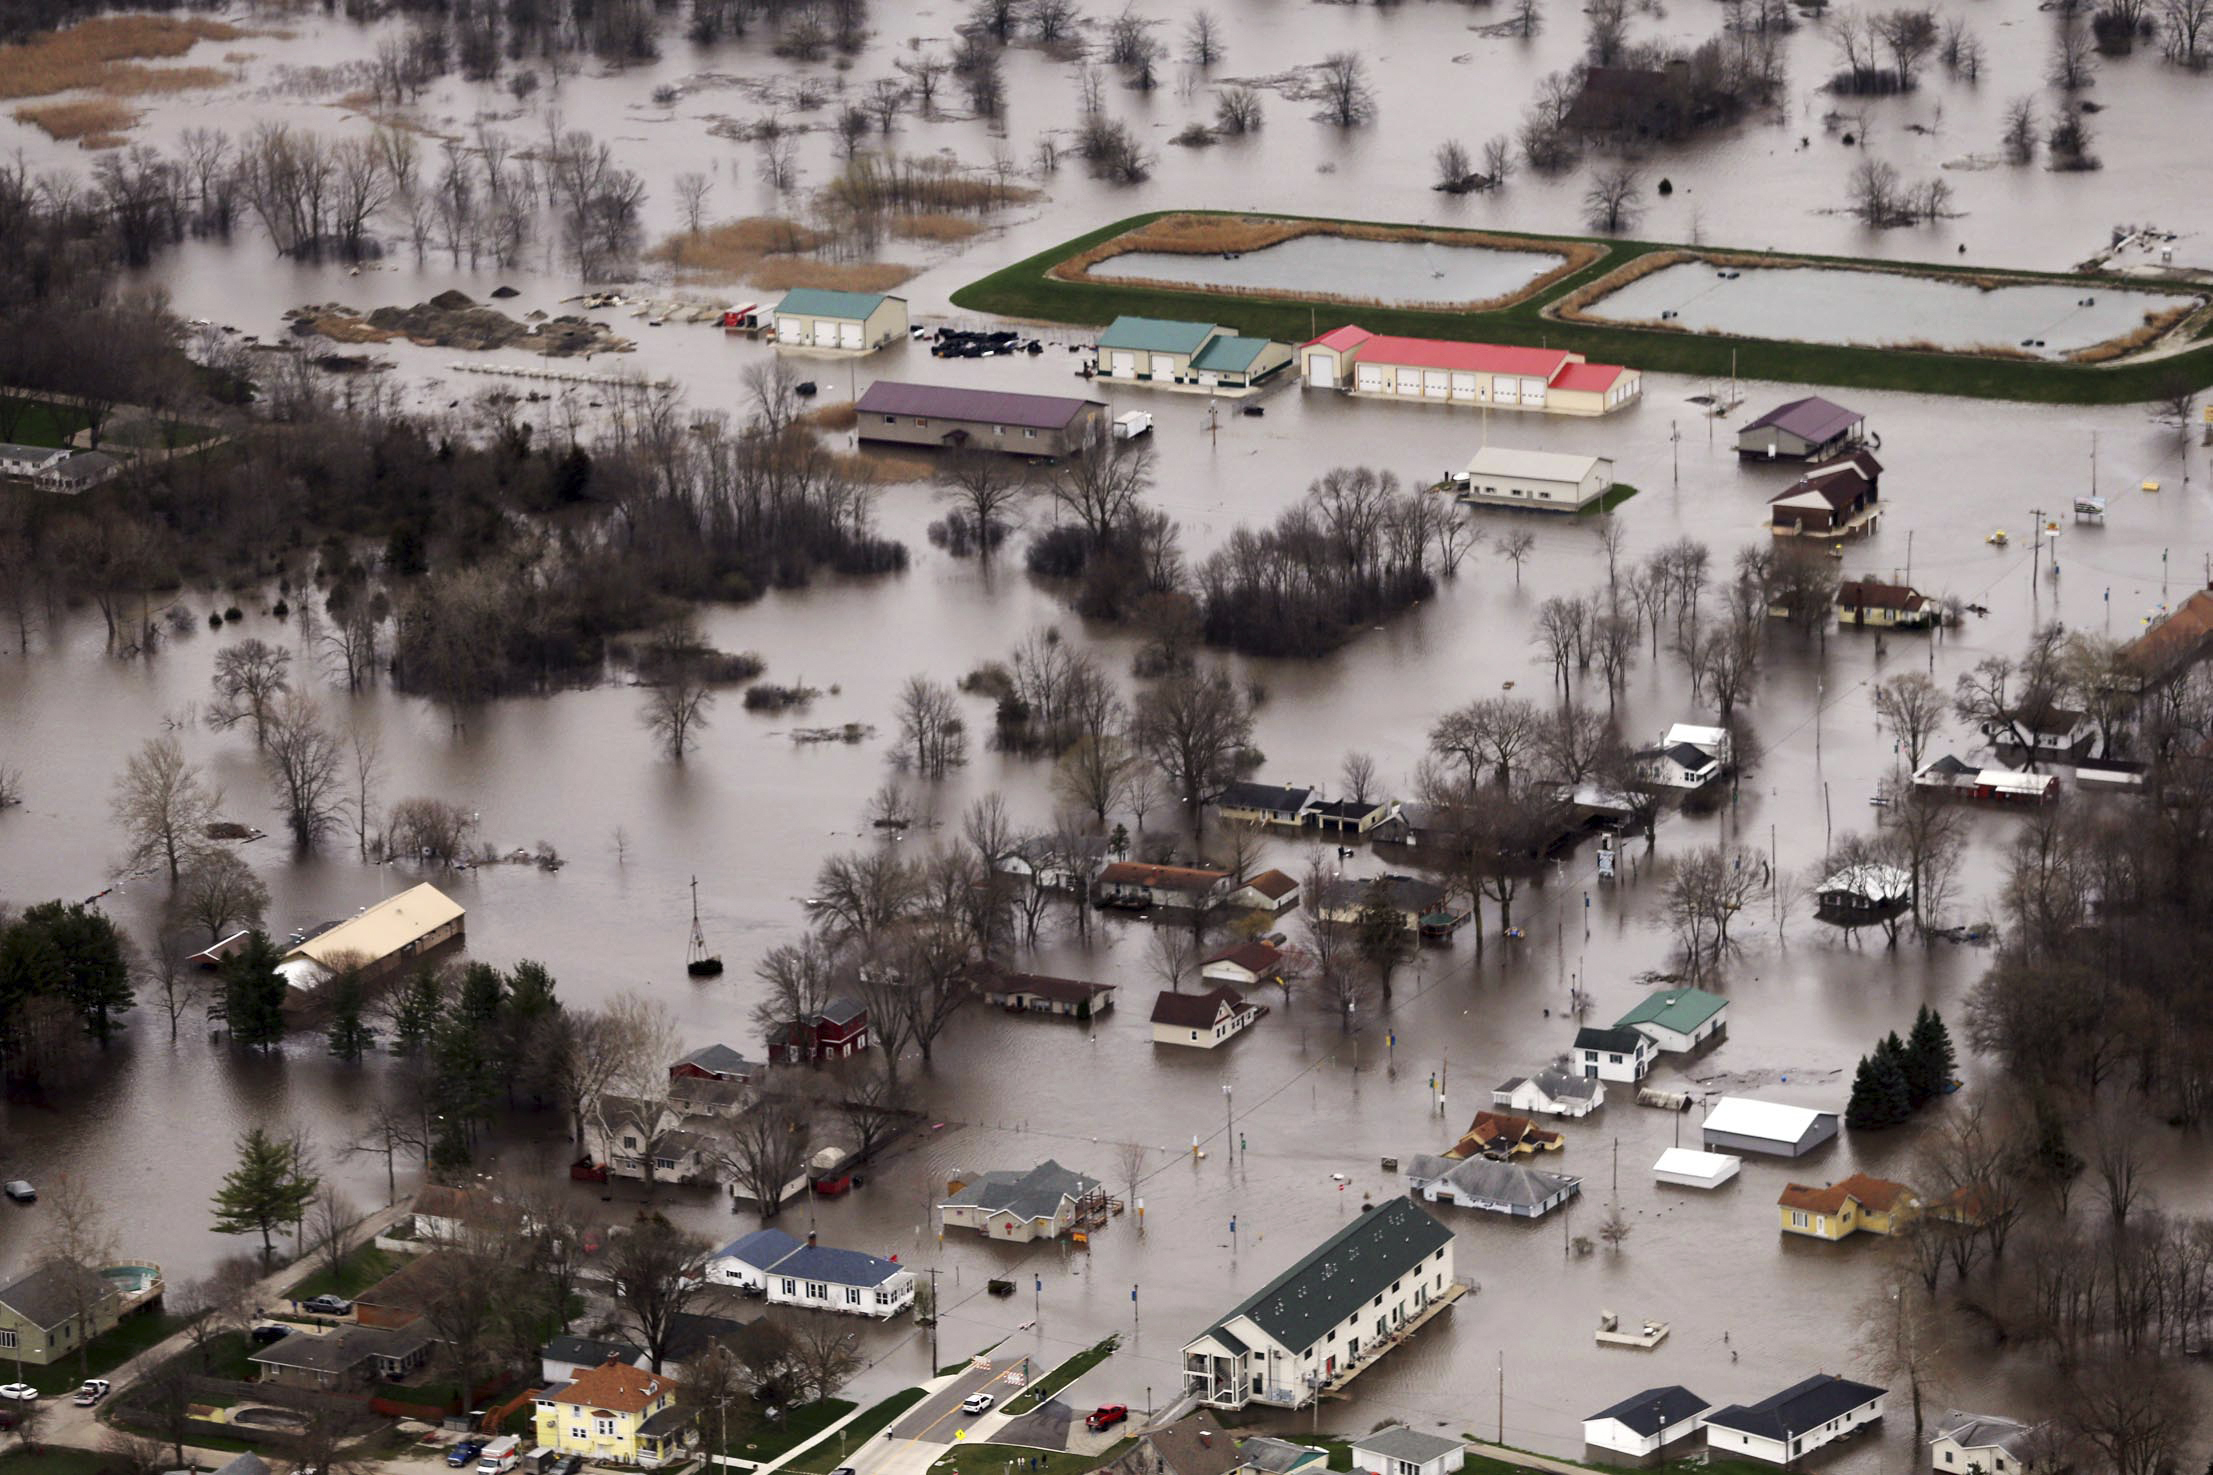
left=1869, top=1035, right=1915, bottom=1127
left=1901, top=1005, right=1957, bottom=1106
left=219, top=931, right=289, bottom=1050
left=429, top=1006, right=497, bottom=1169
left=325, top=971, right=376, bottom=1062
left=211, top=1127, right=318, bottom=1256
left=389, top=965, right=444, bottom=1056
left=18, top=901, right=134, bottom=1044
left=455, top=962, right=505, bottom=1028
left=501, top=960, right=564, bottom=1108
left=1845, top=1055, right=1886, bottom=1130
left=0, top=920, right=66, bottom=1059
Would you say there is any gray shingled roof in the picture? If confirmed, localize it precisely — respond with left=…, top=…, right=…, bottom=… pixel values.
left=1351, top=1428, right=1463, bottom=1465
left=1708, top=1375, right=1886, bottom=1440
left=1574, top=1026, right=1647, bottom=1055
left=0, top=1263, right=112, bottom=1329
left=1405, top=1155, right=1580, bottom=1209
left=1933, top=1411, right=2037, bottom=1460
left=942, top=1160, right=1099, bottom=1221
left=1201, top=1199, right=1453, bottom=1353
left=674, top=1043, right=756, bottom=1076
left=1587, top=1385, right=1711, bottom=1436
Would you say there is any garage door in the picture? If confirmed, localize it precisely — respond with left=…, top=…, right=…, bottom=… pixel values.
left=775, top=316, right=800, bottom=343
left=1151, top=354, right=1178, bottom=380
left=1450, top=372, right=1477, bottom=401
left=1494, top=378, right=1519, bottom=405
left=1394, top=368, right=1422, bottom=395
left=1304, top=350, right=1337, bottom=387
left=1110, top=351, right=1138, bottom=377
left=813, top=320, right=840, bottom=347
left=1422, top=370, right=1449, bottom=400
left=838, top=322, right=864, bottom=348
left=1520, top=377, right=1548, bottom=407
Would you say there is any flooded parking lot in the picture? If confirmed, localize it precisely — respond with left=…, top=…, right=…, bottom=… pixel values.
left=1088, top=236, right=1569, bottom=308
left=1577, top=260, right=2205, bottom=358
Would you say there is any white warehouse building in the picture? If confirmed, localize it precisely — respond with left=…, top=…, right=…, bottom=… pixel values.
left=1457, top=447, right=1614, bottom=513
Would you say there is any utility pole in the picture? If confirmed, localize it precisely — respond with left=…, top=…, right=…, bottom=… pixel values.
left=1612, top=1137, right=1619, bottom=1193
left=1222, top=1084, right=1233, bottom=1168
left=928, top=1268, right=940, bottom=1371
left=2028, top=508, right=2042, bottom=603
left=1496, top=1350, right=1504, bottom=1443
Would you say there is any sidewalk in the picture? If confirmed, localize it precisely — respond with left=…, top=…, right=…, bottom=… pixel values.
left=43, top=1197, right=418, bottom=1452
left=748, top=1369, right=968, bottom=1475
left=1463, top=1440, right=1596, bottom=1475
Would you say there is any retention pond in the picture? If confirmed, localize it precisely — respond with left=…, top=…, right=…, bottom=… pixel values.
left=1576, top=260, right=2203, bottom=359
left=1087, top=234, right=1569, bottom=307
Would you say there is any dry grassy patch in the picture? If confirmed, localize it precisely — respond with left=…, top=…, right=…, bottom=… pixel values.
left=804, top=400, right=860, bottom=432
left=99, top=62, right=228, bottom=95
left=2066, top=303, right=2199, bottom=363
left=13, top=96, right=138, bottom=142
left=0, top=15, right=239, bottom=99
left=745, top=259, right=916, bottom=293
left=647, top=216, right=836, bottom=282
left=832, top=447, right=936, bottom=484
left=1053, top=212, right=1602, bottom=312
left=889, top=212, right=985, bottom=243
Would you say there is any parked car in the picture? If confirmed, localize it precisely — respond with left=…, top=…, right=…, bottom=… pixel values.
left=555, top=1457, right=582, bottom=1475
left=301, top=1295, right=353, bottom=1316
left=445, top=1443, right=485, bottom=1468
left=0, top=1385, right=37, bottom=1402
left=251, top=1324, right=294, bottom=1344
left=73, top=1380, right=111, bottom=1407
left=961, top=1393, right=994, bottom=1415
left=1085, top=1405, right=1128, bottom=1432
left=2, top=1182, right=34, bottom=1204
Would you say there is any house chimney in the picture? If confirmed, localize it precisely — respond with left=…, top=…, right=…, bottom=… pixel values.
left=1198, top=1432, right=1211, bottom=1449
left=808, top=1231, right=818, bottom=1247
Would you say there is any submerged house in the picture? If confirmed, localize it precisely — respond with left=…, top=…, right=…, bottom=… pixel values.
left=940, top=1160, right=1104, bottom=1241
left=772, top=288, right=909, bottom=352
left=1225, top=869, right=1301, bottom=913
left=1181, top=1198, right=1458, bottom=1410
left=281, top=882, right=465, bottom=990
left=1814, top=864, right=1912, bottom=927
left=1705, top=1374, right=1885, bottom=1466
left=1582, top=1386, right=1712, bottom=1459
left=1297, top=326, right=1641, bottom=416
left=1152, top=987, right=1263, bottom=1048
left=1836, top=578, right=1938, bottom=629
left=1216, top=781, right=1315, bottom=829
left=1701, top=1097, right=1840, bottom=1159
left=1312, top=873, right=1467, bottom=935
left=1768, top=452, right=1883, bottom=541
left=1457, top=447, right=1615, bottom=513
left=1446, top=1111, right=1563, bottom=1159
left=1929, top=1411, right=2046, bottom=1475
left=856, top=381, right=1108, bottom=459
left=1492, top=1067, right=1605, bottom=1119
left=1778, top=1173, right=1917, bottom=1241
left=1202, top=940, right=1289, bottom=988
left=704, top=1227, right=915, bottom=1316
left=1100, top=862, right=1232, bottom=910
left=977, top=972, right=1116, bottom=1018
left=1736, top=396, right=1866, bottom=460
left=1573, top=1026, right=1655, bottom=1083
left=1614, top=987, right=1728, bottom=1054
left=1404, top=1153, right=1580, bottom=1219
left=1096, top=317, right=1292, bottom=389
left=2121, top=586, right=2213, bottom=689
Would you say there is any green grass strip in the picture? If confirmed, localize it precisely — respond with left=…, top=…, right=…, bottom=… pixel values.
left=1002, top=1335, right=1119, bottom=1416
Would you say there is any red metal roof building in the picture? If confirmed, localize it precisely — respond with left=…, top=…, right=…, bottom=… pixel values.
left=1296, top=324, right=1639, bottom=416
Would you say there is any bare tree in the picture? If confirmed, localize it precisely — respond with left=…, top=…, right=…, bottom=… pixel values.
left=603, top=1215, right=713, bottom=1370
left=674, top=171, right=711, bottom=232
left=1315, top=50, right=1375, bottom=126
left=1481, top=135, right=1515, bottom=188
left=263, top=691, right=344, bottom=849
left=1583, top=163, right=1645, bottom=232
left=208, top=638, right=293, bottom=746
left=1183, top=9, right=1225, bottom=64
left=2087, top=1103, right=2153, bottom=1222
left=897, top=52, right=950, bottom=112
left=1214, top=86, right=1263, bottom=134
left=1149, top=928, right=1197, bottom=994
left=642, top=632, right=716, bottom=762
left=1340, top=751, right=1379, bottom=805
left=2002, top=95, right=2040, bottom=162
left=1857, top=1255, right=1949, bottom=1439
left=1117, top=1140, right=1149, bottom=1230
left=38, top=1172, right=119, bottom=1375
left=895, top=675, right=968, bottom=778
left=345, top=724, right=382, bottom=860
left=1874, top=672, right=1948, bottom=771
left=112, top=736, right=222, bottom=882
left=305, top=1183, right=358, bottom=1284
left=1497, top=527, right=1537, bottom=586
left=1133, top=668, right=1255, bottom=830
left=1664, top=843, right=1767, bottom=974
left=2051, top=12, right=2097, bottom=86
left=1434, top=138, right=1475, bottom=191
left=719, top=1101, right=813, bottom=1221
left=1597, top=1202, right=1632, bottom=1252
left=176, top=850, right=269, bottom=943
left=937, top=449, right=1033, bottom=553
left=2165, top=0, right=2213, bottom=63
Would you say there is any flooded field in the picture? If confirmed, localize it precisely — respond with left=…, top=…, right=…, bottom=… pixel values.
left=1578, top=260, right=2206, bottom=358
left=1087, top=235, right=1569, bottom=308
left=5, top=0, right=2213, bottom=1461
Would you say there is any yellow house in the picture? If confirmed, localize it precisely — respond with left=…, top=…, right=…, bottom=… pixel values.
left=1777, top=1173, right=1917, bottom=1241
left=535, top=1361, right=694, bottom=1467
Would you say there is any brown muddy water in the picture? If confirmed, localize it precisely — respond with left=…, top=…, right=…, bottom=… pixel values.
left=6, top=0, right=2213, bottom=1461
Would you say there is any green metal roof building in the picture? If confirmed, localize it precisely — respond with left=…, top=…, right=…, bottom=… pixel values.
left=1614, top=986, right=1730, bottom=1053
left=773, top=288, right=910, bottom=352
left=1096, top=316, right=1291, bottom=388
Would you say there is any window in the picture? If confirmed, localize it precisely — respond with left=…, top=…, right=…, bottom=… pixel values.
left=846, top=1287, right=863, bottom=1304
left=622, top=1135, right=638, bottom=1149
left=656, top=1156, right=677, bottom=1171
left=807, top=1282, right=829, bottom=1299
left=595, top=1418, right=618, bottom=1437
left=1025, top=429, right=1037, bottom=439
left=571, top=1428, right=588, bottom=1443
left=1609, top=1054, right=1622, bottom=1064
left=883, top=415, right=898, bottom=425
left=1391, top=1279, right=1402, bottom=1293
left=780, top=1277, right=797, bottom=1296
left=0, top=1331, right=13, bottom=1349
left=1790, top=1211, right=1810, bottom=1228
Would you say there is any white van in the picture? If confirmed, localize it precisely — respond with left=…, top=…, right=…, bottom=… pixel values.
left=476, top=1436, right=522, bottom=1474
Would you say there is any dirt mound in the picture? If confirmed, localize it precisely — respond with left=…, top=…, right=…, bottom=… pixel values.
left=285, top=300, right=633, bottom=357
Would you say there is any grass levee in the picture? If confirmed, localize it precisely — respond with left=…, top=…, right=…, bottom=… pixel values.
left=952, top=209, right=2213, bottom=405
left=1002, top=1335, right=1118, bottom=1416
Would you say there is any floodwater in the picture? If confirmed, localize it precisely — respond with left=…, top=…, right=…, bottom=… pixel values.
left=1580, top=261, right=2205, bottom=358
left=1087, top=236, right=1567, bottom=307
left=6, top=0, right=2213, bottom=1461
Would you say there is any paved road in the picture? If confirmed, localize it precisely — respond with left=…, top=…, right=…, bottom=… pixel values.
left=887, top=1358, right=1033, bottom=1446
left=40, top=1199, right=416, bottom=1455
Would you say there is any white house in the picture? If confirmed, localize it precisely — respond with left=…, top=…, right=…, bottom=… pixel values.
left=1641, top=742, right=1720, bottom=789
left=1350, top=1428, right=1464, bottom=1475
left=1582, top=1386, right=1711, bottom=1459
left=1613, top=987, right=1729, bottom=1054
left=1701, top=1097, right=1841, bottom=1159
left=1705, top=1375, right=1884, bottom=1466
left=1152, top=987, right=1262, bottom=1048
left=1572, top=1026, right=1654, bottom=1083
left=1216, top=781, right=1315, bottom=829
left=1404, top=1154, right=1580, bottom=1219
left=1457, top=447, right=1614, bottom=513
left=1652, top=1149, right=1741, bottom=1190
left=1202, top=940, right=1287, bottom=989
left=704, top=1227, right=914, bottom=1318
left=1492, top=1068, right=1605, bottom=1118
left=1225, top=869, right=1301, bottom=913
left=1930, top=1411, right=2043, bottom=1475
left=939, top=1160, right=1102, bottom=1242
left=1182, top=1198, right=1457, bottom=1411
left=772, top=288, right=909, bottom=352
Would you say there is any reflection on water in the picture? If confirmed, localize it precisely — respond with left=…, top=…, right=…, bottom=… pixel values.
left=1582, top=262, right=2203, bottom=358
left=1089, top=236, right=1567, bottom=307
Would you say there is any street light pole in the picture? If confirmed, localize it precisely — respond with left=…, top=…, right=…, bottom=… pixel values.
left=1222, top=1084, right=1233, bottom=1167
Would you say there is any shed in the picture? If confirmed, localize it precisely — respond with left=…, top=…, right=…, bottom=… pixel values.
left=1652, top=1148, right=1740, bottom=1190
left=1098, top=316, right=1266, bottom=386
left=1458, top=447, right=1614, bottom=512
left=1700, top=1097, right=1840, bottom=1158
left=1202, top=940, right=1288, bottom=988
left=772, top=288, right=909, bottom=352
left=1349, top=1428, right=1464, bottom=1475
left=1188, top=333, right=1294, bottom=388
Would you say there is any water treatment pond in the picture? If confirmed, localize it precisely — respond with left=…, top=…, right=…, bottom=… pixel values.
left=1088, top=233, right=1568, bottom=306
left=1579, top=260, right=2203, bottom=358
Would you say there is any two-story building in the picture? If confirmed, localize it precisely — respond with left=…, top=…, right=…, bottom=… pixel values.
left=1572, top=1026, right=1655, bottom=1083
left=535, top=1360, right=696, bottom=1467
left=703, top=1227, right=915, bottom=1318
left=1182, top=1198, right=1459, bottom=1411
left=766, top=997, right=870, bottom=1063
left=0, top=1260, right=161, bottom=1366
